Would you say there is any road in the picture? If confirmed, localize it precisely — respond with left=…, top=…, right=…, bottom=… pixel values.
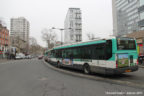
left=0, top=59, right=143, bottom=96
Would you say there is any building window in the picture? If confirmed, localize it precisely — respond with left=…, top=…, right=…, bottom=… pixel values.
left=140, top=0, right=144, bottom=6
left=140, top=11, right=144, bottom=20
left=70, top=10, right=73, bottom=13
left=140, top=27, right=144, bottom=30
left=70, top=21, right=73, bottom=27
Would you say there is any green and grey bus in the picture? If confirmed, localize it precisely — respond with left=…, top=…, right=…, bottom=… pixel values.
left=45, top=37, right=138, bottom=75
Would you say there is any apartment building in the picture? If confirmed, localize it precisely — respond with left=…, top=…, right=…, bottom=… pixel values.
left=112, top=0, right=139, bottom=36
left=10, top=17, right=29, bottom=42
left=0, top=24, right=9, bottom=58
left=10, top=17, right=30, bottom=53
left=64, top=8, right=82, bottom=43
left=138, top=0, right=144, bottom=30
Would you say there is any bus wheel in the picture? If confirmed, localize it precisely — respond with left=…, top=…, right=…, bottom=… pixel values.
left=83, top=64, right=91, bottom=74
left=57, top=61, right=61, bottom=68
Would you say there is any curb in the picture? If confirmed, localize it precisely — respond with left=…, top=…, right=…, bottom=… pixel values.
left=0, top=59, right=14, bottom=64
left=43, top=60, right=144, bottom=89
left=139, top=65, right=144, bottom=68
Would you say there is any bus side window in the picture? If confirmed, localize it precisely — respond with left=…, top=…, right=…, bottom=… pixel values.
left=65, top=49, right=69, bottom=58
left=91, top=45, right=97, bottom=59
left=69, top=48, right=73, bottom=59
left=92, top=44, right=105, bottom=60
left=73, top=48, right=77, bottom=59
left=81, top=47, right=91, bottom=59
left=60, top=50, right=62, bottom=58
left=97, top=44, right=105, bottom=60
left=81, top=47, right=87, bottom=59
left=67, top=48, right=73, bottom=59
left=62, top=50, right=66, bottom=58
left=106, top=40, right=112, bottom=59
left=77, top=48, right=81, bottom=59
left=56, top=49, right=62, bottom=58
left=52, top=50, right=54, bottom=57
left=86, top=47, right=92, bottom=59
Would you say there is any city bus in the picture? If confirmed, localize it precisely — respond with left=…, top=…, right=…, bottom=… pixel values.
left=45, top=37, right=138, bottom=75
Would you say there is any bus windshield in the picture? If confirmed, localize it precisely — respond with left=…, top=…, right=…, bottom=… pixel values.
left=117, top=38, right=136, bottom=50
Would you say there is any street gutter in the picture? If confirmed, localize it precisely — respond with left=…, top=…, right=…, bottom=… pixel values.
left=43, top=60, right=144, bottom=89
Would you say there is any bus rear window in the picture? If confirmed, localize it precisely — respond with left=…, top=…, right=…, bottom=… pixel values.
left=117, top=38, right=136, bottom=50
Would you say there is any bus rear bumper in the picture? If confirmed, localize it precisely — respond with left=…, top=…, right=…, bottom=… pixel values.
left=105, top=65, right=139, bottom=75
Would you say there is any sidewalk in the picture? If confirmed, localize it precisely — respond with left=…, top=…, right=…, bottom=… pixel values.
left=0, top=59, right=13, bottom=64
left=139, top=65, right=144, bottom=68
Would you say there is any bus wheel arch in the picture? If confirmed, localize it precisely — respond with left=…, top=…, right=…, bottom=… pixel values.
left=57, top=61, right=61, bottom=68
left=83, top=63, right=91, bottom=74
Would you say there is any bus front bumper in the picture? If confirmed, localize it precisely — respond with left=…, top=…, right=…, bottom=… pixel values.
left=106, top=65, right=139, bottom=75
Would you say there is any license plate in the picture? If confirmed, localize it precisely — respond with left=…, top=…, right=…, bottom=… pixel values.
left=125, top=70, right=131, bottom=72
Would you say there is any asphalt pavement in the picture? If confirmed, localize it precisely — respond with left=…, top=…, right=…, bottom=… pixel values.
left=0, top=59, right=144, bottom=96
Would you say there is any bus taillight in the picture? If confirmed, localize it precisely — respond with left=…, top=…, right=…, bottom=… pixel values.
left=137, top=59, right=139, bottom=65
left=116, top=60, right=118, bottom=68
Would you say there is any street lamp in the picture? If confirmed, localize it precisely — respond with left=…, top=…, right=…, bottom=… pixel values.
left=52, top=27, right=71, bottom=45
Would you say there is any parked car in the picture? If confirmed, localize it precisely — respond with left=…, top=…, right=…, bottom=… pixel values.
left=38, top=55, right=43, bottom=59
left=25, top=55, right=32, bottom=59
left=15, top=55, right=22, bottom=59
left=15, top=53, right=25, bottom=59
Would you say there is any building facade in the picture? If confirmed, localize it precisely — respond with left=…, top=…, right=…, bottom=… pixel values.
left=112, top=0, right=140, bottom=36
left=10, top=17, right=29, bottom=42
left=64, top=8, right=82, bottom=43
left=0, top=24, right=9, bottom=58
left=10, top=17, right=30, bottom=53
left=138, top=0, right=144, bottom=30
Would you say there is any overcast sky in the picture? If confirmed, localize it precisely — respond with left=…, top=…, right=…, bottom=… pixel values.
left=0, top=0, right=113, bottom=47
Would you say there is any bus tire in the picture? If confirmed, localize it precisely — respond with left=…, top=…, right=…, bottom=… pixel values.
left=83, top=64, right=91, bottom=74
left=57, top=61, right=61, bottom=68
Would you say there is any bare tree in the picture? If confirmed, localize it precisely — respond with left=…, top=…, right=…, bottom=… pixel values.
left=41, top=28, right=57, bottom=49
left=10, top=36, right=27, bottom=53
left=29, top=37, right=44, bottom=55
left=87, top=33, right=95, bottom=40
left=29, top=37, right=37, bottom=46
